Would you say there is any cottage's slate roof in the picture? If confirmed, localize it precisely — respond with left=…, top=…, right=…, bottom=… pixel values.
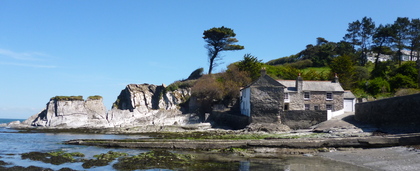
left=277, top=80, right=344, bottom=92
left=344, top=90, right=356, bottom=99
left=243, top=74, right=285, bottom=89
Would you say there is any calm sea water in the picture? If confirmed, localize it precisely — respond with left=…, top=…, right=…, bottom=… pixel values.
left=0, top=119, right=370, bottom=171
left=0, top=118, right=26, bottom=124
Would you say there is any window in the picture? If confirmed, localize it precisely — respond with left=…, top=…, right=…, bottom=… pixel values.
left=304, top=92, right=310, bottom=100
left=326, top=104, right=333, bottom=110
left=284, top=93, right=289, bottom=100
left=314, top=105, right=319, bottom=110
left=284, top=104, right=289, bottom=111
left=326, top=93, right=333, bottom=100
left=304, top=104, right=310, bottom=110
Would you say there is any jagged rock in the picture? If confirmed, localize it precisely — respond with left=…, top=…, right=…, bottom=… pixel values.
left=30, top=98, right=108, bottom=128
left=19, top=84, right=195, bottom=129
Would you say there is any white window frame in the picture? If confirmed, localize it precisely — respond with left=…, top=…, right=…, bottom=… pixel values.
left=326, top=92, right=333, bottom=100
left=284, top=93, right=289, bottom=102
left=304, top=92, right=310, bottom=100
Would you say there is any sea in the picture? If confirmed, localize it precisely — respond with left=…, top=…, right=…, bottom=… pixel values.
left=0, top=118, right=370, bottom=171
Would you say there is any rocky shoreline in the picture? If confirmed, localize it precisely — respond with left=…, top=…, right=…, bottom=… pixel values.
left=64, top=133, right=420, bottom=150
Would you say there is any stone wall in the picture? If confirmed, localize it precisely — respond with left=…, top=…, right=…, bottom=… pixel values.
left=355, top=93, right=420, bottom=132
left=287, top=92, right=303, bottom=110
left=209, top=111, right=250, bottom=129
left=280, top=110, right=328, bottom=129
left=287, top=91, right=343, bottom=111
left=250, top=86, right=283, bottom=123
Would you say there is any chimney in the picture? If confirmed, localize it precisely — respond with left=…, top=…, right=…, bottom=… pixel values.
left=296, top=73, right=303, bottom=92
left=332, top=73, right=339, bottom=83
left=260, top=67, right=266, bottom=76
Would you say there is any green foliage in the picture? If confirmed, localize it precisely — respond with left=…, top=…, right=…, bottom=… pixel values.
left=353, top=66, right=370, bottom=81
left=266, top=54, right=299, bottom=65
left=329, top=55, right=355, bottom=89
left=370, top=61, right=391, bottom=79
left=50, top=96, right=84, bottom=101
left=367, top=77, right=391, bottom=96
left=236, top=53, right=263, bottom=80
left=389, top=74, right=417, bottom=91
left=284, top=59, right=313, bottom=69
left=203, top=26, right=244, bottom=74
left=166, top=80, right=196, bottom=92
left=187, top=68, right=204, bottom=80
left=302, top=69, right=329, bottom=81
left=87, top=95, right=102, bottom=100
left=265, top=65, right=301, bottom=80
left=392, top=61, right=418, bottom=79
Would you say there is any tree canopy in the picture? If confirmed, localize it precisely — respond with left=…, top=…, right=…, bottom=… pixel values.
left=203, top=26, right=244, bottom=74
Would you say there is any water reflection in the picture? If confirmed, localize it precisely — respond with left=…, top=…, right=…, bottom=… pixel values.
left=0, top=128, right=370, bottom=171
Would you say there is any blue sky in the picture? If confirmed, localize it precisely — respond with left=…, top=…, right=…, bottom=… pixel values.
left=1, top=0, right=419, bottom=119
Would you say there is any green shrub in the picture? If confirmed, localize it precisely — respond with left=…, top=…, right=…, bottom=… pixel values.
left=389, top=74, right=417, bottom=91
left=367, top=77, right=390, bottom=96
left=187, top=68, right=204, bottom=80
left=87, top=95, right=103, bottom=100
left=166, top=80, right=196, bottom=92
left=50, top=96, right=84, bottom=101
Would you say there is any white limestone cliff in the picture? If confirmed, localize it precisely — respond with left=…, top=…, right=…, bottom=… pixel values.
left=22, top=84, right=196, bottom=129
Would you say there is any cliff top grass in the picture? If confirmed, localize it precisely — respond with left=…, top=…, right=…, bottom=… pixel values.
left=87, top=95, right=103, bottom=100
left=50, top=95, right=103, bottom=101
left=50, top=96, right=84, bottom=101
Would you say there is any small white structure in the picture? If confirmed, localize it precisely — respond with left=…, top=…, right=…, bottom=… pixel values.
left=343, top=90, right=356, bottom=112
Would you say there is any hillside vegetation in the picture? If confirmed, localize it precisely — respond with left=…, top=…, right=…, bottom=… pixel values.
left=165, top=16, right=420, bottom=116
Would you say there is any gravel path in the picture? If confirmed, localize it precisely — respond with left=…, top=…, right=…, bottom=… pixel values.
left=318, top=147, right=420, bottom=171
left=314, top=112, right=420, bottom=171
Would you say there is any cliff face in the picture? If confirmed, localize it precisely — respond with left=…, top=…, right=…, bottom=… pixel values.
left=31, top=98, right=108, bottom=127
left=107, top=84, right=192, bottom=127
left=26, top=84, right=194, bottom=128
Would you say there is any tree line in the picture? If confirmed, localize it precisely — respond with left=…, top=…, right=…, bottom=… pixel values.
left=167, top=18, right=420, bottom=117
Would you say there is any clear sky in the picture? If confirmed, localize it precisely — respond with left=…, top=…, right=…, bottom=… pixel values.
left=1, top=0, right=419, bottom=119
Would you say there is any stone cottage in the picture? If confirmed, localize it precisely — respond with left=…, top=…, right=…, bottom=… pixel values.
left=240, top=70, right=285, bottom=123
left=240, top=71, right=347, bottom=123
left=277, top=74, right=345, bottom=116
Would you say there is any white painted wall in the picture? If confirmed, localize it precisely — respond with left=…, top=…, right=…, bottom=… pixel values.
left=240, top=88, right=251, bottom=117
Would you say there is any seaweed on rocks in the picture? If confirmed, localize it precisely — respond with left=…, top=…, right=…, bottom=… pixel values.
left=21, top=151, right=84, bottom=165
left=82, top=151, right=128, bottom=169
left=0, top=165, right=54, bottom=171
left=113, top=150, right=194, bottom=170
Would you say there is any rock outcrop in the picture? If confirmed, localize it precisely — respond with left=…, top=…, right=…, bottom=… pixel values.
left=30, top=97, right=108, bottom=128
left=21, top=84, right=196, bottom=129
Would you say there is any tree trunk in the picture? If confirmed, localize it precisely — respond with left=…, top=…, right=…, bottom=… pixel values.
left=208, top=48, right=219, bottom=74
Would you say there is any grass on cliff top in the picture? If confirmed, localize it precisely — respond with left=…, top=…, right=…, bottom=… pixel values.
left=50, top=96, right=84, bottom=101
left=87, top=95, right=103, bottom=100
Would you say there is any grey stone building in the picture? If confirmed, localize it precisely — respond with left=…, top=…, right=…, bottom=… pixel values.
left=240, top=72, right=347, bottom=123
left=277, top=74, right=345, bottom=114
left=240, top=70, right=285, bottom=123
